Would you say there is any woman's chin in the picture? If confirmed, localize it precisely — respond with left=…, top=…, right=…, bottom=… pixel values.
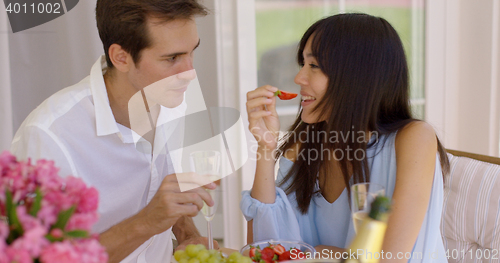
left=300, top=113, right=325, bottom=124
left=300, top=114, right=315, bottom=124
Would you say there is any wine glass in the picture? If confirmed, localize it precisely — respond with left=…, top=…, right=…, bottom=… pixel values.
left=351, top=182, right=385, bottom=233
left=189, top=150, right=221, bottom=250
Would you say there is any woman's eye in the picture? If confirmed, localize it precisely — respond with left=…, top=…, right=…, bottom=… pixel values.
left=309, top=63, right=320, bottom=69
left=299, top=63, right=305, bottom=67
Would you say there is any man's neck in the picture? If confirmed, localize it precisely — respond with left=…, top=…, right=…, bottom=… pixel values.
left=103, top=69, right=160, bottom=146
left=103, top=70, right=136, bottom=129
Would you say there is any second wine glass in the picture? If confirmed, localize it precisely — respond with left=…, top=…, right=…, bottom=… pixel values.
left=351, top=182, right=385, bottom=233
left=189, top=150, right=221, bottom=250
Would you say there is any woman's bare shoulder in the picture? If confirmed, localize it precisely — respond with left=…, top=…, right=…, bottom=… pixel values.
left=395, top=121, right=437, bottom=149
left=394, top=121, right=438, bottom=170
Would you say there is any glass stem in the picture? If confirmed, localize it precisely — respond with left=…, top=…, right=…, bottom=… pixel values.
left=207, top=220, right=213, bottom=250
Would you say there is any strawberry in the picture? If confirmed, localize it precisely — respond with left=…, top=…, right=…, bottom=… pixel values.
left=260, top=247, right=275, bottom=262
left=274, top=90, right=298, bottom=100
left=273, top=244, right=286, bottom=256
left=278, top=251, right=291, bottom=261
left=290, top=248, right=304, bottom=260
left=249, top=247, right=261, bottom=260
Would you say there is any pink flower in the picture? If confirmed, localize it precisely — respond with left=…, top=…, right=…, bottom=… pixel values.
left=0, top=240, right=6, bottom=256
left=37, top=201, right=58, bottom=228
left=4, top=247, right=33, bottom=263
left=49, top=229, right=63, bottom=239
left=0, top=220, right=9, bottom=240
left=0, top=151, right=16, bottom=170
left=64, top=177, right=86, bottom=194
left=35, top=160, right=62, bottom=192
left=74, top=238, right=108, bottom=263
left=16, top=206, right=44, bottom=232
left=12, top=225, right=49, bottom=258
left=43, top=191, right=73, bottom=211
left=1, top=152, right=107, bottom=263
left=77, top=187, right=99, bottom=213
left=11, top=207, right=50, bottom=258
left=66, top=212, right=98, bottom=232
left=40, top=241, right=79, bottom=263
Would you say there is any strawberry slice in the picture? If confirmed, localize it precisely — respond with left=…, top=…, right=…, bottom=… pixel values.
left=274, top=90, right=298, bottom=100
left=273, top=244, right=286, bottom=256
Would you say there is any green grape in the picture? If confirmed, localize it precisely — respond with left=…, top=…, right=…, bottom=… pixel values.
left=228, top=252, right=242, bottom=263
left=197, top=250, right=210, bottom=262
left=207, top=257, right=220, bottom=263
left=210, top=252, right=222, bottom=260
left=236, top=257, right=252, bottom=263
left=196, top=244, right=206, bottom=251
left=175, top=250, right=189, bottom=261
left=186, top=244, right=201, bottom=258
left=188, top=258, right=201, bottom=263
left=178, top=258, right=189, bottom=263
left=208, top=249, right=219, bottom=256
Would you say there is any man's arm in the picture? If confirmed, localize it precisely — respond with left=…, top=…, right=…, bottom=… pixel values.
left=99, top=213, right=152, bottom=263
left=99, top=174, right=216, bottom=263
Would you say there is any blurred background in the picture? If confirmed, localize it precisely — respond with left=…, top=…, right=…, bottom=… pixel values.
left=1, top=0, right=499, bottom=250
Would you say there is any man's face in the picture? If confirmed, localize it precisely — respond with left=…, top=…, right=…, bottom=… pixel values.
left=128, top=18, right=199, bottom=107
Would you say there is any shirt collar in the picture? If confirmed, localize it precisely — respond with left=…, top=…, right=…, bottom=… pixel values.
left=90, top=56, right=120, bottom=137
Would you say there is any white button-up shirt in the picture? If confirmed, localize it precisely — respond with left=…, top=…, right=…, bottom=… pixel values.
left=11, top=56, right=187, bottom=263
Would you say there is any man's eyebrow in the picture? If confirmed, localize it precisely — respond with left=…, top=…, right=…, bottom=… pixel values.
left=160, top=39, right=201, bottom=58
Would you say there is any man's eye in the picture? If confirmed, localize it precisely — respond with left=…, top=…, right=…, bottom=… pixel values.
left=166, top=56, right=177, bottom=62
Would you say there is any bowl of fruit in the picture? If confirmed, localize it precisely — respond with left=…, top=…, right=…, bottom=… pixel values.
left=174, top=244, right=253, bottom=263
left=240, top=240, right=316, bottom=262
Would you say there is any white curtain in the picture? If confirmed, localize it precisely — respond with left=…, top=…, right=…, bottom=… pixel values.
left=1, top=5, right=13, bottom=151
left=0, top=0, right=102, bottom=152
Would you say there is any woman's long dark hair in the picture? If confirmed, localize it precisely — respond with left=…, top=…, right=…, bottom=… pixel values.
left=277, top=13, right=450, bottom=214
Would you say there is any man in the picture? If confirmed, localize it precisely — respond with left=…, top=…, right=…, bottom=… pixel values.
left=10, top=0, right=217, bottom=262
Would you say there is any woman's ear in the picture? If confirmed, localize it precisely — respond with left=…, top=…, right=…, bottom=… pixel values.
left=108, top=44, right=133, bottom=73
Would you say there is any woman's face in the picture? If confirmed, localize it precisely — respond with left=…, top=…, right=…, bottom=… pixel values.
left=295, top=36, right=329, bottom=124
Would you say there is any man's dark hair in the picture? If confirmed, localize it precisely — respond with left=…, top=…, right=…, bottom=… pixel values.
left=95, top=0, right=208, bottom=69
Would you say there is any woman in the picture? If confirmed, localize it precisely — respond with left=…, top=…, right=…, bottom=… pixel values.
left=241, top=13, right=449, bottom=262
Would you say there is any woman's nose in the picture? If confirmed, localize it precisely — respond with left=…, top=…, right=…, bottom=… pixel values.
left=294, top=67, right=308, bottom=86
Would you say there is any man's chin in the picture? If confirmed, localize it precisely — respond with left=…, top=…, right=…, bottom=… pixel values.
left=161, top=96, right=185, bottom=108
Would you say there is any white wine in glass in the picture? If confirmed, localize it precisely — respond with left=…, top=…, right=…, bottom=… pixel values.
left=201, top=189, right=219, bottom=221
left=189, top=150, right=221, bottom=249
left=352, top=211, right=369, bottom=233
left=351, top=182, right=385, bottom=233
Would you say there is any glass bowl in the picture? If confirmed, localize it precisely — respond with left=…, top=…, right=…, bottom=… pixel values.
left=240, top=239, right=316, bottom=257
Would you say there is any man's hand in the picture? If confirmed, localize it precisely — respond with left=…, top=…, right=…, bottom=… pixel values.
left=176, top=236, right=220, bottom=251
left=137, top=173, right=217, bottom=237
left=100, top=172, right=216, bottom=263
